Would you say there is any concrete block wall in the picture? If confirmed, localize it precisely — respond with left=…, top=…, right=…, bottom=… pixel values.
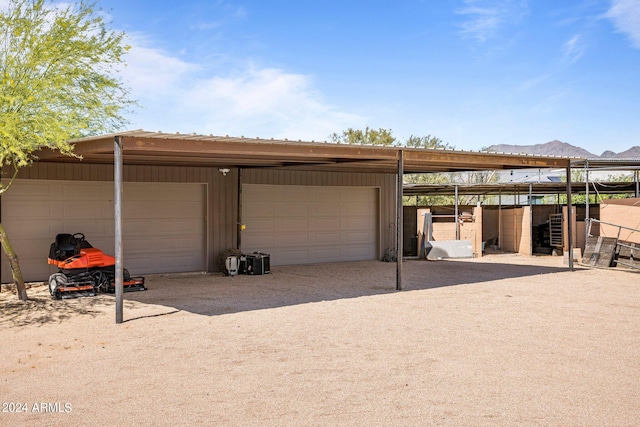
left=416, top=207, right=484, bottom=257
left=599, top=199, right=640, bottom=243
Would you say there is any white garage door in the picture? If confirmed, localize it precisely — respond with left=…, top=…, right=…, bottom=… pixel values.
left=242, top=184, right=378, bottom=265
left=1, top=180, right=206, bottom=282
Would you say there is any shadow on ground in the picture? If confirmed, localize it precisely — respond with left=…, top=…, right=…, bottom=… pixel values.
left=402, top=258, right=581, bottom=290
left=1, top=294, right=106, bottom=327
left=119, top=258, right=575, bottom=318
left=1, top=258, right=583, bottom=324
left=0, top=288, right=139, bottom=327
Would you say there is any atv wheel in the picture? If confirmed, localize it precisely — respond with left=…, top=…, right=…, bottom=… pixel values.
left=90, top=271, right=108, bottom=293
left=48, top=273, right=68, bottom=299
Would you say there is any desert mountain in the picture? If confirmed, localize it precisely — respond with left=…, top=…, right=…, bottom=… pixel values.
left=615, top=146, right=640, bottom=158
left=483, top=140, right=640, bottom=159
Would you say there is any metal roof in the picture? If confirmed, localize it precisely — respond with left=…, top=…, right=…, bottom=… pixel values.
left=34, top=130, right=572, bottom=174
left=569, top=159, right=640, bottom=171
left=403, top=181, right=639, bottom=197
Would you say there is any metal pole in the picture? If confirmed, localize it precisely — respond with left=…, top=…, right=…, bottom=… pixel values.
left=396, top=150, right=403, bottom=291
left=585, top=161, right=590, bottom=240
left=454, top=185, right=459, bottom=240
left=635, top=170, right=639, bottom=198
left=566, top=164, right=574, bottom=272
left=237, top=168, right=242, bottom=250
left=498, top=189, right=502, bottom=250
left=513, top=196, right=517, bottom=252
left=114, top=136, right=124, bottom=324
left=528, top=183, right=533, bottom=255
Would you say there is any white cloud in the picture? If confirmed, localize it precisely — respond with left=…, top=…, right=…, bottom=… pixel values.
left=562, top=34, right=585, bottom=64
left=606, top=0, right=640, bottom=48
left=120, top=35, right=201, bottom=98
left=119, top=37, right=361, bottom=140
left=188, top=2, right=247, bottom=32
left=456, top=0, right=529, bottom=43
left=516, top=73, right=553, bottom=92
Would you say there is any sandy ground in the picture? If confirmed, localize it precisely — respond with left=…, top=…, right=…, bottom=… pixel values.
left=1, top=254, right=639, bottom=426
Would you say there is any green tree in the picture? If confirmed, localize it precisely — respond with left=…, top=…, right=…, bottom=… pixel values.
left=1, top=0, right=134, bottom=300
left=329, top=126, right=396, bottom=146
left=329, top=127, right=472, bottom=206
left=402, top=135, right=459, bottom=206
left=404, top=134, right=453, bottom=150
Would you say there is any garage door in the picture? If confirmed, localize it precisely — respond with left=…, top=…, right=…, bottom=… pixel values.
left=1, top=180, right=206, bottom=282
left=242, top=184, right=378, bottom=265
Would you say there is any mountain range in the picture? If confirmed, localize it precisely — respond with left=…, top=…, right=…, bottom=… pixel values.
left=483, top=140, right=640, bottom=159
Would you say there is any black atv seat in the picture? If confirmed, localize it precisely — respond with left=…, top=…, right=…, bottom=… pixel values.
left=49, top=234, right=92, bottom=261
left=56, top=234, right=77, bottom=252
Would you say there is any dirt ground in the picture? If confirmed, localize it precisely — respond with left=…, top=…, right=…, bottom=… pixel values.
left=1, top=253, right=639, bottom=426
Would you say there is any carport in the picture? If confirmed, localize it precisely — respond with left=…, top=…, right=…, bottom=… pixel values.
left=12, top=130, right=572, bottom=323
left=403, top=181, right=640, bottom=256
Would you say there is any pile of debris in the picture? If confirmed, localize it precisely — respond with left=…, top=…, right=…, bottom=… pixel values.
left=582, top=235, right=640, bottom=270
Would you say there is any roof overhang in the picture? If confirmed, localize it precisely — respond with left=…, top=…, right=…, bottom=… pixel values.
left=403, top=181, right=639, bottom=197
left=34, top=130, right=573, bottom=174
left=571, top=158, right=640, bottom=170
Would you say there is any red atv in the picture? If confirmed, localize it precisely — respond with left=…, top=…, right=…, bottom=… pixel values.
left=47, top=233, right=146, bottom=299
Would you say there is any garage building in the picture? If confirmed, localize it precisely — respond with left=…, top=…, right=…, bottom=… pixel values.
left=1, top=130, right=570, bottom=283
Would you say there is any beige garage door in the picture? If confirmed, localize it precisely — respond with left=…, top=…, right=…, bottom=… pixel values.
left=1, top=180, right=206, bottom=282
left=242, top=184, right=379, bottom=265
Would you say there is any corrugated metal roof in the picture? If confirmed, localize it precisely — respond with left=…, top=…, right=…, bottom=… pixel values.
left=572, top=158, right=640, bottom=169
left=403, top=181, right=639, bottom=196
left=34, top=129, right=575, bottom=174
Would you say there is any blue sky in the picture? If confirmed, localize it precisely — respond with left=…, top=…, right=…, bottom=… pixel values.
left=94, top=1, right=640, bottom=153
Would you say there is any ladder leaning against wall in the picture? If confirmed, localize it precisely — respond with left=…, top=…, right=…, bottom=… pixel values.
left=549, top=213, right=563, bottom=249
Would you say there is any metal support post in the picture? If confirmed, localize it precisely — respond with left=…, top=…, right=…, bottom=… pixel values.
left=454, top=185, right=459, bottom=240
left=114, top=136, right=124, bottom=324
left=585, top=161, right=590, bottom=240
left=396, top=150, right=403, bottom=291
left=566, top=164, right=574, bottom=272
